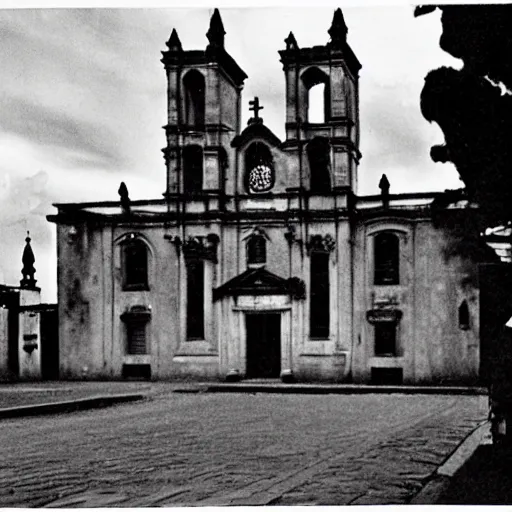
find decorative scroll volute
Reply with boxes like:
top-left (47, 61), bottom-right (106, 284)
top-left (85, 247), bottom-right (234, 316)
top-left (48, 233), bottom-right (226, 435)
top-left (166, 233), bottom-right (220, 263)
top-left (306, 234), bottom-right (335, 255)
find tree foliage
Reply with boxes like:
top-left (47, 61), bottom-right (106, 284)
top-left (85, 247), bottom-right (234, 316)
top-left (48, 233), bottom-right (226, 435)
top-left (417, 5), bottom-right (512, 227)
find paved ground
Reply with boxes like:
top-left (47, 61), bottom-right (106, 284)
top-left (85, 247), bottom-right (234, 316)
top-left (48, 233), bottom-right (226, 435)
top-left (0, 391), bottom-right (487, 507)
top-left (0, 381), bottom-right (167, 408)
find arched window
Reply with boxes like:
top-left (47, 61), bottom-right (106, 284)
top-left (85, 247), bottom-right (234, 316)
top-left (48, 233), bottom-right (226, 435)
top-left (374, 233), bottom-right (399, 285)
top-left (301, 67), bottom-right (330, 123)
top-left (183, 70), bottom-right (205, 127)
top-left (459, 300), bottom-right (470, 330)
top-left (245, 142), bottom-right (275, 194)
top-left (307, 137), bottom-right (331, 193)
top-left (183, 145), bottom-right (203, 194)
top-left (247, 235), bottom-right (266, 266)
top-left (122, 237), bottom-right (149, 291)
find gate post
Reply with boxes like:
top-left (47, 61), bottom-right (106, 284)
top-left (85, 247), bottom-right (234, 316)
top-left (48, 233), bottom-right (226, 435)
top-left (18, 289), bottom-right (42, 381)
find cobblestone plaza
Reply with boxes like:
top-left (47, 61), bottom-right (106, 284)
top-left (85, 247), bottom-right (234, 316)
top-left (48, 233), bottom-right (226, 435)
top-left (0, 390), bottom-right (487, 506)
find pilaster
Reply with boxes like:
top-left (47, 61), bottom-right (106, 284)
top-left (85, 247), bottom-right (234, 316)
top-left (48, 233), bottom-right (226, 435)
top-left (18, 289), bottom-right (42, 381)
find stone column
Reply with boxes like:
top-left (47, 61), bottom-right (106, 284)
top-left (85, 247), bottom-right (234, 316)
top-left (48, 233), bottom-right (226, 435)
top-left (285, 66), bottom-right (297, 126)
top-left (203, 149), bottom-right (220, 191)
top-left (332, 148), bottom-right (350, 188)
top-left (330, 64), bottom-right (347, 118)
top-left (205, 64), bottom-right (220, 126)
top-left (167, 66), bottom-right (180, 126)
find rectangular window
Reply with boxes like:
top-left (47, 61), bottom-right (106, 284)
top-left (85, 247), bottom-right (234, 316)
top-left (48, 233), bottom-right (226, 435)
top-left (183, 146), bottom-right (203, 194)
top-left (374, 323), bottom-right (397, 356)
top-left (310, 252), bottom-right (330, 338)
top-left (187, 259), bottom-right (204, 340)
top-left (127, 322), bottom-right (147, 355)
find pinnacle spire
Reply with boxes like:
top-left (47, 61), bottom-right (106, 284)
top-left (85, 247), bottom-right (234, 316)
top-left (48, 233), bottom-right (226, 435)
top-left (328, 8), bottom-right (348, 47)
top-left (166, 28), bottom-right (183, 51)
top-left (284, 31), bottom-right (299, 51)
top-left (20, 231), bottom-right (37, 289)
top-left (206, 8), bottom-right (225, 48)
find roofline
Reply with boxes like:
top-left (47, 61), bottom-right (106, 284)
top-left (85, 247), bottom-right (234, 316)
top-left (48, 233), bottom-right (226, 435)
top-left (53, 191), bottom-right (443, 210)
top-left (53, 198), bottom-right (167, 209)
top-left (356, 191), bottom-right (441, 202)
top-left (0, 284), bottom-right (20, 292)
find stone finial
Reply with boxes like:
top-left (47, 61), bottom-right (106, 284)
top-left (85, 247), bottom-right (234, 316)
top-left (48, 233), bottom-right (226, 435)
top-left (20, 232), bottom-right (37, 289)
top-left (166, 28), bottom-right (183, 51)
top-left (206, 8), bottom-right (225, 48)
top-left (379, 173), bottom-right (390, 207)
top-left (118, 181), bottom-right (131, 215)
top-left (379, 174), bottom-right (390, 195)
top-left (284, 31), bottom-right (299, 51)
top-left (328, 8), bottom-right (348, 47)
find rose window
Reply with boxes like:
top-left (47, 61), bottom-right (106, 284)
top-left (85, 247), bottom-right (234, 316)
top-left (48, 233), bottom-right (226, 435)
top-left (248, 164), bottom-right (273, 193)
top-left (245, 142), bottom-right (275, 194)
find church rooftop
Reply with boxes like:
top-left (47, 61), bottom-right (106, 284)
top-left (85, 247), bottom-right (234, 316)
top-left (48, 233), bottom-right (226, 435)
top-left (48, 192), bottom-right (452, 222)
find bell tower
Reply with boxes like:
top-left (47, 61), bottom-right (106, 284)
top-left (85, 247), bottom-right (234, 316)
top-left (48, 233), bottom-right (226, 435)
top-left (279, 8), bottom-right (362, 193)
top-left (161, 9), bottom-right (247, 197)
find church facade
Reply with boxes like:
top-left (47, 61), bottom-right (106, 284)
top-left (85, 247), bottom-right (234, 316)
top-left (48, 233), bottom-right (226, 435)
top-left (48, 9), bottom-right (482, 384)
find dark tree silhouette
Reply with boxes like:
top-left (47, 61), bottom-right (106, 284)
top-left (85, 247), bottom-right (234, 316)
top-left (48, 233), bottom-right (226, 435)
top-left (417, 5), bottom-right (512, 227)
top-left (417, 5), bottom-right (512, 425)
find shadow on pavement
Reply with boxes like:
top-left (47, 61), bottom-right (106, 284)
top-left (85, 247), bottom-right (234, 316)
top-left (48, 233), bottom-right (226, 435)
top-left (438, 445), bottom-right (512, 504)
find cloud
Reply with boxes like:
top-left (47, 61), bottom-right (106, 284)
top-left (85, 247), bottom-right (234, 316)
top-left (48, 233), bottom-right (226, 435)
top-left (0, 168), bottom-right (55, 301)
top-left (0, 7), bottom-right (471, 301)
top-left (0, 95), bottom-right (124, 167)
top-left (362, 84), bottom-right (429, 167)
top-left (0, 9), bottom-right (170, 174)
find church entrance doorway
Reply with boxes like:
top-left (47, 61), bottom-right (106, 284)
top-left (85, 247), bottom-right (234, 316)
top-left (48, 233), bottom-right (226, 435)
top-left (246, 313), bottom-right (281, 378)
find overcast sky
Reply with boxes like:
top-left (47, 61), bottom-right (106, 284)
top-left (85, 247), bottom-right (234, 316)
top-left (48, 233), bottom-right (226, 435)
top-left (0, 3), bottom-right (463, 301)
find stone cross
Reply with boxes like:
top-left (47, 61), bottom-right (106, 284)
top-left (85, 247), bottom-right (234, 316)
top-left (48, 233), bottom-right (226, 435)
top-left (249, 97), bottom-right (264, 119)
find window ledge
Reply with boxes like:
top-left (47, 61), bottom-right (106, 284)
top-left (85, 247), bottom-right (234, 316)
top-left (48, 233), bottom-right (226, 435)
top-left (247, 263), bottom-right (265, 269)
top-left (123, 284), bottom-right (150, 292)
top-left (123, 355), bottom-right (151, 365)
top-left (120, 305), bottom-right (152, 323)
top-left (369, 356), bottom-right (404, 368)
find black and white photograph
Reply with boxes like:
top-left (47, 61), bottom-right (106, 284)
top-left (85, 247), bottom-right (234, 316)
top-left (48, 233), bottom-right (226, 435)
top-left (0, 0), bottom-right (511, 506)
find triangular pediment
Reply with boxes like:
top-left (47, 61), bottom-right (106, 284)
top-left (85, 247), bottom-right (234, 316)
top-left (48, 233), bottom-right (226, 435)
top-left (213, 267), bottom-right (293, 300)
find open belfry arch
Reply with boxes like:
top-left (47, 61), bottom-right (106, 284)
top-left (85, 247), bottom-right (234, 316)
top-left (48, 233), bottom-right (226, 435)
top-left (49, 8), bottom-right (484, 385)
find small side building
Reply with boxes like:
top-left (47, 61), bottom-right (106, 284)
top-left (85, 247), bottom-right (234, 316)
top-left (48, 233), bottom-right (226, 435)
top-left (0, 235), bottom-right (58, 381)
